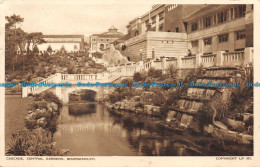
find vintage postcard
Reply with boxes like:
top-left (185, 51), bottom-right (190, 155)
top-left (0, 0), bottom-right (259, 166)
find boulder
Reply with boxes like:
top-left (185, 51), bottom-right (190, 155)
top-left (204, 124), bottom-right (214, 135)
top-left (226, 118), bottom-right (244, 130)
top-left (36, 117), bottom-right (47, 127)
top-left (144, 105), bottom-right (153, 115)
top-left (50, 102), bottom-right (59, 111)
top-left (152, 106), bottom-right (160, 115)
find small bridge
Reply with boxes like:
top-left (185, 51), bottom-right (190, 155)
top-left (22, 64), bottom-right (140, 103)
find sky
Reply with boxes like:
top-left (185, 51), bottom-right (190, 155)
top-left (4, 0), bottom-right (153, 39)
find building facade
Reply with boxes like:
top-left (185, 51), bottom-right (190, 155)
top-left (184, 4), bottom-right (253, 55)
top-left (89, 26), bottom-right (124, 53)
top-left (123, 4), bottom-right (253, 63)
top-left (37, 35), bottom-right (84, 52)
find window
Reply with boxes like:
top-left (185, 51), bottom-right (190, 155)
top-left (92, 38), bottom-right (96, 41)
top-left (204, 37), bottom-right (212, 45)
top-left (135, 30), bottom-right (139, 36)
top-left (204, 16), bottom-right (211, 28)
top-left (218, 12), bottom-right (224, 23)
top-left (101, 39), bottom-right (103, 41)
top-left (159, 24), bottom-right (163, 31)
top-left (159, 12), bottom-right (164, 21)
top-left (235, 48), bottom-right (245, 52)
top-left (191, 22), bottom-right (198, 31)
top-left (175, 27), bottom-right (179, 32)
top-left (236, 30), bottom-right (246, 40)
top-left (191, 40), bottom-right (198, 47)
top-left (234, 5), bottom-right (246, 18)
top-left (218, 33), bottom-right (229, 43)
top-left (151, 16), bottom-right (156, 24)
top-left (145, 20), bottom-right (149, 25)
top-left (100, 44), bottom-right (104, 51)
top-left (107, 39), bottom-right (109, 41)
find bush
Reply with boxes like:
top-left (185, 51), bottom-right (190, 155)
top-left (34, 92), bottom-right (62, 109)
top-left (6, 128), bottom-right (70, 156)
top-left (148, 67), bottom-right (162, 78)
top-left (133, 72), bottom-right (143, 82)
top-left (27, 101), bottom-right (48, 111)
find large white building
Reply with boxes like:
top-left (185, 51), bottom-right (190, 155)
top-left (37, 35), bottom-right (85, 52)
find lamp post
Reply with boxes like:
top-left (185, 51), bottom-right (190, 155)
top-left (140, 49), bottom-right (143, 61)
top-left (152, 46), bottom-right (155, 60)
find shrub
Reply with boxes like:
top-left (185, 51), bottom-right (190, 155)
top-left (151, 90), bottom-right (165, 106)
top-left (148, 67), bottom-right (162, 78)
top-left (36, 92), bottom-right (62, 109)
top-left (6, 128), bottom-right (70, 156)
top-left (133, 72), bottom-right (143, 82)
top-left (27, 101), bottom-right (48, 110)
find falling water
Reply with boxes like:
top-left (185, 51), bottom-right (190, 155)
top-left (180, 114), bottom-right (193, 128)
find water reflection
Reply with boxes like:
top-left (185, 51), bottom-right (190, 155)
top-left (54, 103), bottom-right (252, 156)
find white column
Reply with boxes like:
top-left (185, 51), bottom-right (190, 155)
top-left (22, 87), bottom-right (28, 98)
top-left (196, 53), bottom-right (202, 67)
top-left (156, 14), bottom-right (160, 31)
top-left (244, 47), bottom-right (254, 66)
top-left (216, 51), bottom-right (225, 66)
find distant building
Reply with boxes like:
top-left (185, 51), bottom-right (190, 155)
top-left (123, 4), bottom-right (254, 62)
top-left (89, 26), bottom-right (124, 53)
top-left (37, 35), bottom-right (84, 52)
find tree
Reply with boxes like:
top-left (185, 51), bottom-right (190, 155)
top-left (33, 45), bottom-right (39, 54)
top-left (60, 45), bottom-right (66, 53)
top-left (27, 32), bottom-right (45, 53)
top-left (5, 14), bottom-right (26, 72)
top-left (47, 45), bottom-right (52, 53)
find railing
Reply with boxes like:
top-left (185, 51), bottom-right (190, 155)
top-left (143, 61), bottom-right (153, 71)
top-left (61, 74), bottom-right (98, 81)
top-left (23, 73), bottom-right (60, 97)
top-left (201, 54), bottom-right (216, 67)
top-left (181, 56), bottom-right (196, 68)
top-left (223, 51), bottom-right (244, 66)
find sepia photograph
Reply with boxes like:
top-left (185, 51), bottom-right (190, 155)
top-left (0, 0), bottom-right (259, 166)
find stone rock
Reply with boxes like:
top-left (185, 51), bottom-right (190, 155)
top-left (25, 112), bottom-right (35, 121)
top-left (237, 133), bottom-right (253, 145)
top-left (50, 102), bottom-right (59, 111)
top-left (204, 124), bottom-right (214, 134)
top-left (144, 105), bottom-right (153, 115)
top-left (135, 108), bottom-right (143, 114)
top-left (226, 118), bottom-right (244, 130)
top-left (243, 113), bottom-right (253, 122)
top-left (152, 106), bottom-right (160, 115)
top-left (36, 117), bottom-right (47, 127)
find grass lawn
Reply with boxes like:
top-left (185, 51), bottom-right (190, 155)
top-left (5, 95), bottom-right (34, 143)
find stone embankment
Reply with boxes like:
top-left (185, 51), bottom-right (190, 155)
top-left (107, 67), bottom-right (253, 145)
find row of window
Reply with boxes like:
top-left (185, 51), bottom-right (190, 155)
top-left (191, 5), bottom-right (246, 32)
top-left (192, 30), bottom-right (246, 47)
top-left (145, 11), bottom-right (165, 27)
top-left (92, 38), bottom-right (111, 42)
